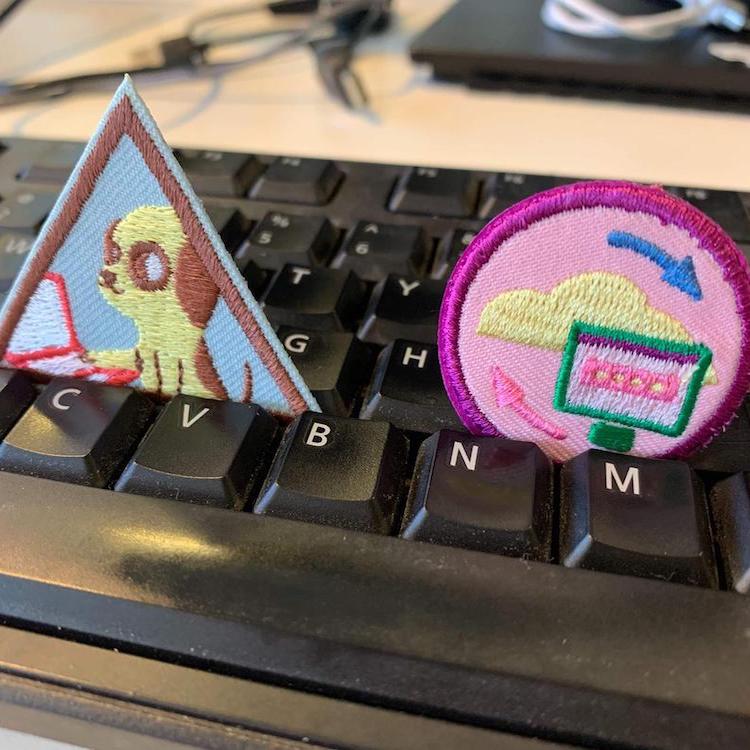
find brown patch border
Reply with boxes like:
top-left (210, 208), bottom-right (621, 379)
top-left (0, 96), bottom-right (307, 414)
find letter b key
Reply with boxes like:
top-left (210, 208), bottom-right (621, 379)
top-left (255, 413), bottom-right (409, 534)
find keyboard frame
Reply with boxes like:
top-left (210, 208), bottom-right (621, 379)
top-left (0, 626), bottom-right (552, 750)
top-left (0, 474), bottom-right (749, 750)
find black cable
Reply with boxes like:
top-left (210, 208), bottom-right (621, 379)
top-left (0, 65), bottom-right (198, 108)
top-left (0, 0), bottom-right (26, 27)
top-left (309, 2), bottom-right (388, 109)
top-left (0, 0), bottom-right (389, 109)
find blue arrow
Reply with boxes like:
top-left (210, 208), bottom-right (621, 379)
top-left (607, 230), bottom-right (702, 301)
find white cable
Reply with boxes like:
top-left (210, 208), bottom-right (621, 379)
top-left (541, 0), bottom-right (749, 41)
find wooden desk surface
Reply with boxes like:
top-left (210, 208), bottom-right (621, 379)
top-left (0, 0), bottom-right (747, 189)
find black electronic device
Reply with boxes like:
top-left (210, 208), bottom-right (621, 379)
top-left (411, 0), bottom-right (750, 108)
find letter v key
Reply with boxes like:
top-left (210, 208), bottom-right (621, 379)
top-left (182, 403), bottom-right (209, 428)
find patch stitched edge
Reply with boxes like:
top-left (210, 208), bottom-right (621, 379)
top-left (438, 180), bottom-right (750, 458)
top-left (0, 77), bottom-right (317, 416)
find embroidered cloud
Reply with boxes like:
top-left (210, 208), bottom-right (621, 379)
top-left (477, 271), bottom-right (717, 382)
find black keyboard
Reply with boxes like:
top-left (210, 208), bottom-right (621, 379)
top-left (1, 138), bottom-right (750, 749)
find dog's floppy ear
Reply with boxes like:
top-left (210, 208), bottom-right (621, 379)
top-left (104, 219), bottom-right (122, 265)
top-left (175, 241), bottom-right (219, 329)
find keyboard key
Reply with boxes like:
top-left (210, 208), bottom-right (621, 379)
top-left (250, 156), bottom-right (343, 205)
top-left (16, 142), bottom-right (84, 184)
top-left (0, 190), bottom-right (55, 234)
top-left (236, 212), bottom-right (336, 270)
top-left (690, 397), bottom-right (750, 474)
top-left (237, 258), bottom-right (267, 296)
top-left (262, 264), bottom-right (366, 331)
top-left (0, 370), bottom-right (36, 437)
top-left (560, 450), bottom-right (716, 587)
top-left (357, 274), bottom-right (444, 345)
top-left (0, 231), bottom-right (34, 292)
top-left (331, 221), bottom-right (429, 281)
top-left (0, 379), bottom-right (153, 487)
top-left (431, 228), bottom-right (477, 279)
top-left (360, 340), bottom-right (462, 433)
top-left (401, 431), bottom-right (552, 559)
top-left (388, 167), bottom-right (479, 218)
top-left (670, 187), bottom-right (750, 242)
top-left (204, 204), bottom-right (252, 253)
top-left (710, 473), bottom-right (750, 593)
top-left (479, 173), bottom-right (559, 218)
top-left (116, 396), bottom-right (278, 509)
top-left (3, 473), bottom-right (750, 748)
top-left (255, 412), bottom-right (408, 533)
top-left (176, 150), bottom-right (263, 197)
top-left (278, 326), bottom-right (373, 415)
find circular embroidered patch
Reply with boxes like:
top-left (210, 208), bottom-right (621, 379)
top-left (438, 181), bottom-right (750, 462)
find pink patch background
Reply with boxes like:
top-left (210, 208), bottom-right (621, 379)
top-left (441, 184), bottom-right (750, 462)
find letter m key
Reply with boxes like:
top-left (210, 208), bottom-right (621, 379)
top-left (605, 462), bottom-right (641, 496)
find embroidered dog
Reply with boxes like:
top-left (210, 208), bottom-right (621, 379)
top-left (88, 205), bottom-right (229, 400)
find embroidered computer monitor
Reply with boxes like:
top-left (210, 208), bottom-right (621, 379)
top-left (554, 321), bottom-right (713, 453)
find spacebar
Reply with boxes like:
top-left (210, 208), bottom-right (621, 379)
top-left (0, 474), bottom-right (748, 749)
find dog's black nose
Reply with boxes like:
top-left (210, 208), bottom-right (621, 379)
top-left (100, 269), bottom-right (117, 288)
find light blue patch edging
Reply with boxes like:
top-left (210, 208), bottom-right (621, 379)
top-left (0, 75), bottom-right (319, 413)
top-left (119, 76), bottom-right (319, 412)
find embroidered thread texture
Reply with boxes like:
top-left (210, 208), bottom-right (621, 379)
top-left (607, 230), bottom-right (703, 301)
top-left (0, 76), bottom-right (317, 417)
top-left (579, 355), bottom-right (679, 403)
top-left (437, 180), bottom-right (750, 461)
top-left (476, 271), bottom-right (717, 383)
top-left (492, 366), bottom-right (568, 440)
top-left (6, 272), bottom-right (140, 385)
top-left (90, 205), bottom-right (225, 400)
top-left (480, 271), bottom-right (694, 349)
top-left (588, 421), bottom-right (635, 452)
top-left (554, 321), bottom-right (712, 437)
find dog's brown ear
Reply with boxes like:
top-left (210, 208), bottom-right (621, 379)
top-left (175, 241), bottom-right (219, 329)
top-left (195, 338), bottom-right (228, 400)
top-left (103, 220), bottom-right (122, 265)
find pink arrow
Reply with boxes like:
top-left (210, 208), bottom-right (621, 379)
top-left (493, 367), bottom-right (568, 441)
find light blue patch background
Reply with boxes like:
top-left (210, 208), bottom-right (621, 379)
top-left (0, 76), bottom-right (318, 413)
top-left (204, 300), bottom-right (289, 414)
top-left (49, 135), bottom-right (165, 351)
top-left (48, 134), bottom-right (291, 407)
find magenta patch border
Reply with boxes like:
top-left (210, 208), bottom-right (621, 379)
top-left (437, 180), bottom-right (750, 459)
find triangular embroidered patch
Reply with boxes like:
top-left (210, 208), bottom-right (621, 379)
top-left (0, 76), bottom-right (318, 418)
